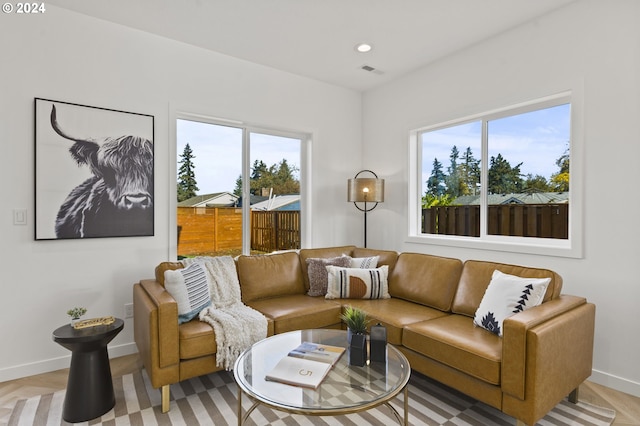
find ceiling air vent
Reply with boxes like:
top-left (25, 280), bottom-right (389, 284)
top-left (360, 65), bottom-right (384, 75)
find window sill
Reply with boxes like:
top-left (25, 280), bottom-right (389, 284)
top-left (405, 234), bottom-right (582, 259)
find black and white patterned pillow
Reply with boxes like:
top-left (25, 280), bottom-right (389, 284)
top-left (325, 265), bottom-right (390, 300)
top-left (164, 262), bottom-right (212, 324)
top-left (473, 270), bottom-right (550, 336)
top-left (349, 255), bottom-right (379, 269)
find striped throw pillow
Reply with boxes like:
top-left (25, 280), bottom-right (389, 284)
top-left (325, 265), bottom-right (390, 300)
top-left (164, 262), bottom-right (212, 324)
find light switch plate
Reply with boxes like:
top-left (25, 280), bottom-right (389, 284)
top-left (13, 209), bottom-right (27, 225)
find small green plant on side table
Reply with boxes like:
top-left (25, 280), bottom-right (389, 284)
top-left (67, 307), bottom-right (87, 326)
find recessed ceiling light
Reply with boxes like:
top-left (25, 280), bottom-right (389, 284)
top-left (355, 43), bottom-right (373, 53)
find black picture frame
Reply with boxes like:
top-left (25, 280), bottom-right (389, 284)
top-left (34, 98), bottom-right (154, 240)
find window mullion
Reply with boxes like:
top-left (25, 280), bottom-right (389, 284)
top-left (242, 129), bottom-right (251, 255)
top-left (480, 120), bottom-right (488, 237)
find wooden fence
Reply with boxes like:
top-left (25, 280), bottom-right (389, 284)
top-left (177, 207), bottom-right (300, 256)
top-left (177, 207), bottom-right (243, 256)
top-left (251, 210), bottom-right (301, 253)
top-left (422, 204), bottom-right (568, 239)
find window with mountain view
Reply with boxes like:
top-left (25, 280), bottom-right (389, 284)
top-left (418, 95), bottom-right (571, 242)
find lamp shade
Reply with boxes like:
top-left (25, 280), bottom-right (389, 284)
top-left (347, 177), bottom-right (384, 203)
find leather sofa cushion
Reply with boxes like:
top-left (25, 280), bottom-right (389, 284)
top-left (248, 294), bottom-right (342, 334)
top-left (179, 317), bottom-right (275, 360)
top-left (237, 251), bottom-right (304, 303)
top-left (342, 298), bottom-right (448, 345)
top-left (451, 260), bottom-right (563, 318)
top-left (299, 246), bottom-right (356, 292)
top-left (388, 252), bottom-right (463, 311)
top-left (403, 315), bottom-right (502, 385)
top-left (179, 319), bottom-right (217, 359)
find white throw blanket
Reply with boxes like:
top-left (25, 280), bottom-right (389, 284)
top-left (182, 256), bottom-right (268, 370)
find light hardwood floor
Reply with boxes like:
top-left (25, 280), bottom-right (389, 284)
top-left (1, 354), bottom-right (638, 425)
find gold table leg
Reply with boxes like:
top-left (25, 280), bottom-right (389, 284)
top-left (237, 388), bottom-right (260, 425)
top-left (237, 386), bottom-right (242, 426)
top-left (404, 385), bottom-right (408, 426)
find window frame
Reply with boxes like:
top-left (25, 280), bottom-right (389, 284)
top-left (170, 109), bottom-right (311, 259)
top-left (408, 91), bottom-right (583, 258)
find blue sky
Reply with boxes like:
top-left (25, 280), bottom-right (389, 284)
top-left (178, 103), bottom-right (569, 196)
top-left (177, 119), bottom-right (301, 195)
top-left (421, 103), bottom-right (570, 189)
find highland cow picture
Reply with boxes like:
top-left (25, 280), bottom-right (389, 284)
top-left (35, 98), bottom-right (154, 240)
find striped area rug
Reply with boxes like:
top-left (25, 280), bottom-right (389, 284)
top-left (8, 369), bottom-right (615, 425)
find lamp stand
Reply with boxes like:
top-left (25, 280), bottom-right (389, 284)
top-left (353, 192), bottom-right (376, 248)
top-left (363, 201), bottom-right (368, 248)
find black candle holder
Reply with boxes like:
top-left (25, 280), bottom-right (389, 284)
top-left (370, 323), bottom-right (387, 363)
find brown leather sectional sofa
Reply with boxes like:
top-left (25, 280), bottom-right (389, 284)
top-left (133, 246), bottom-right (595, 425)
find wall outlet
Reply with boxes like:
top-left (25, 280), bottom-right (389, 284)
top-left (124, 303), bottom-right (134, 318)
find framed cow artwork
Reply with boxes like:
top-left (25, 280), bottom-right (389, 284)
top-left (34, 98), bottom-right (154, 240)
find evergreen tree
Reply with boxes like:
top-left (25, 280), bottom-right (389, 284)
top-left (250, 160), bottom-right (269, 195)
top-left (273, 159), bottom-right (300, 194)
top-left (458, 147), bottom-right (481, 195)
top-left (251, 159), bottom-right (268, 181)
top-left (488, 153), bottom-right (523, 194)
top-left (232, 175), bottom-right (243, 197)
top-left (239, 158), bottom-right (300, 197)
top-left (177, 143), bottom-right (199, 202)
top-left (426, 158), bottom-right (446, 196)
top-left (445, 146), bottom-right (460, 197)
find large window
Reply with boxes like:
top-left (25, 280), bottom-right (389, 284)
top-left (410, 92), bottom-right (581, 257)
top-left (175, 117), bottom-right (307, 258)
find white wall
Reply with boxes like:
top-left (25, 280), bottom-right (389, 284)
top-left (0, 6), bottom-right (362, 381)
top-left (362, 0), bottom-right (640, 396)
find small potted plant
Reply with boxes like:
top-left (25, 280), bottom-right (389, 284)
top-left (340, 305), bottom-right (369, 338)
top-left (341, 306), bottom-right (370, 366)
top-left (67, 307), bottom-right (87, 326)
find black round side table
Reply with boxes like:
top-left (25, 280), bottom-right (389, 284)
top-left (52, 318), bottom-right (124, 423)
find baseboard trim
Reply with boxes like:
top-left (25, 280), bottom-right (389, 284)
top-left (589, 368), bottom-right (640, 398)
top-left (0, 342), bottom-right (137, 383)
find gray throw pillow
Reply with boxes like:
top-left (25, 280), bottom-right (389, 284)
top-left (306, 256), bottom-right (352, 296)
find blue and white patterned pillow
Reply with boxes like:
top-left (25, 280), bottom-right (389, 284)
top-left (473, 270), bottom-right (550, 336)
top-left (164, 262), bottom-right (212, 324)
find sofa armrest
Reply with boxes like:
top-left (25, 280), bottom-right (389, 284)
top-left (502, 295), bottom-right (595, 401)
top-left (135, 279), bottom-right (180, 369)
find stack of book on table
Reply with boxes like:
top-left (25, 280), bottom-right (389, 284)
top-left (265, 342), bottom-right (346, 389)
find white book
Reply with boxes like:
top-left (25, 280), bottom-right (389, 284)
top-left (265, 356), bottom-right (332, 389)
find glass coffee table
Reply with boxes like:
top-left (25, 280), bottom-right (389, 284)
top-left (233, 329), bottom-right (410, 425)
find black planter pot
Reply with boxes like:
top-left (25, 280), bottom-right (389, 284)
top-left (348, 332), bottom-right (367, 367)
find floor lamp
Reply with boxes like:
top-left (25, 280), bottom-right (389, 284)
top-left (347, 170), bottom-right (385, 248)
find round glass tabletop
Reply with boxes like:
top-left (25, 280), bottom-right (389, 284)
top-left (233, 329), bottom-right (410, 417)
